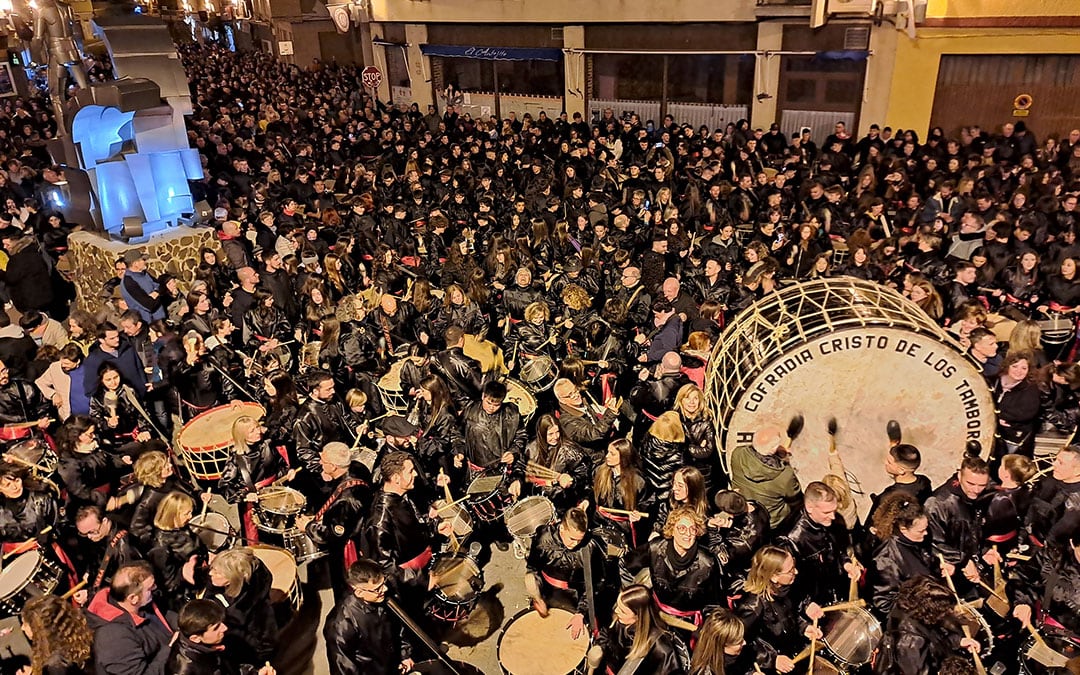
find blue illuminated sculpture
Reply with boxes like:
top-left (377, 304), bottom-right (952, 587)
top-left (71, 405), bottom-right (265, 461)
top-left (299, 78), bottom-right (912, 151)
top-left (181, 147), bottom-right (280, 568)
top-left (43, 16), bottom-right (203, 239)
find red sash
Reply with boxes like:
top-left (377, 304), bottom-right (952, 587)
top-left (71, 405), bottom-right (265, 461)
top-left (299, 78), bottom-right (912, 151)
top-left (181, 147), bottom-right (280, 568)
top-left (541, 571), bottom-right (572, 590)
top-left (401, 546), bottom-right (433, 571)
top-left (653, 593), bottom-right (703, 628)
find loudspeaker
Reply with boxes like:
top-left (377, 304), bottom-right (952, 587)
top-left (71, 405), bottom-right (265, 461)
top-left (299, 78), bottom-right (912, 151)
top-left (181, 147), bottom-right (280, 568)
top-left (121, 217), bottom-right (144, 239)
top-left (193, 200), bottom-right (212, 222)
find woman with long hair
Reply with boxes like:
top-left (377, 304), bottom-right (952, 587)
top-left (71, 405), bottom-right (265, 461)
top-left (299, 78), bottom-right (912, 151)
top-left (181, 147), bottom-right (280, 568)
top-left (597, 584), bottom-right (685, 675)
top-left (525, 413), bottom-right (591, 512)
top-left (413, 374), bottom-right (464, 478)
top-left (690, 608), bottom-right (759, 675)
top-left (128, 449), bottom-right (191, 546)
top-left (261, 371), bottom-right (300, 463)
top-left (180, 289), bottom-right (219, 338)
top-left (219, 416), bottom-right (293, 541)
top-left (432, 283), bottom-right (486, 337)
top-left (148, 491), bottom-right (207, 610)
top-left (877, 576), bottom-right (982, 675)
top-left (735, 545), bottom-right (824, 673)
top-left (653, 465), bottom-right (709, 537)
top-left (640, 410), bottom-right (689, 503)
top-left (1006, 319), bottom-right (1049, 369)
top-left (88, 363), bottom-right (149, 450)
top-left (983, 453), bottom-right (1036, 556)
top-left (55, 414), bottom-right (130, 513)
top-left (993, 350), bottom-right (1041, 460)
top-left (593, 438), bottom-right (651, 551)
top-left (909, 278), bottom-right (945, 324)
top-left (20, 595), bottom-right (93, 675)
top-left (675, 384), bottom-right (723, 495)
top-left (866, 493), bottom-right (939, 618)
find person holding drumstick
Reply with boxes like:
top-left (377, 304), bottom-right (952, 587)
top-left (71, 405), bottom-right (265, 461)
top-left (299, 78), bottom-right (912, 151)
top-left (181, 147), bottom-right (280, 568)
top-left (690, 607), bottom-right (763, 675)
top-left (220, 415), bottom-right (296, 542)
top-left (623, 506), bottom-right (723, 634)
top-left (525, 507), bottom-right (608, 641)
top-left (775, 482), bottom-right (860, 606)
top-left (360, 451), bottom-right (451, 602)
top-left (595, 584), bottom-right (685, 675)
top-left (734, 545), bottom-right (824, 674)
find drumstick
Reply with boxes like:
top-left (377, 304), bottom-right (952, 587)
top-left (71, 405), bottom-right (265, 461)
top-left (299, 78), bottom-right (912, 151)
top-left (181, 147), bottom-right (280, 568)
top-left (977, 580), bottom-right (1009, 603)
top-left (200, 489), bottom-right (211, 518)
top-left (272, 468), bottom-right (301, 486)
top-left (3, 526), bottom-right (50, 560)
top-left (435, 495), bottom-right (471, 513)
top-left (61, 578), bottom-right (88, 600)
top-left (820, 598), bottom-right (867, 613)
top-left (2, 418), bottom-right (54, 430)
top-left (808, 616), bottom-right (819, 675)
top-left (790, 641), bottom-right (821, 665)
top-left (657, 613), bottom-right (699, 632)
top-left (596, 506), bottom-right (650, 519)
top-left (1026, 622), bottom-right (1050, 649)
top-left (1008, 551), bottom-right (1033, 562)
top-left (938, 554), bottom-right (988, 675)
top-left (1, 452), bottom-right (51, 474)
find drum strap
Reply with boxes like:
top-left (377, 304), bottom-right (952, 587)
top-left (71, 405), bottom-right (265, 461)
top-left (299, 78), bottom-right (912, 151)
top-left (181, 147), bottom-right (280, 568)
top-left (580, 544), bottom-right (598, 636)
top-left (93, 529), bottom-right (129, 593)
top-left (615, 658), bottom-right (645, 675)
top-left (314, 478), bottom-right (368, 522)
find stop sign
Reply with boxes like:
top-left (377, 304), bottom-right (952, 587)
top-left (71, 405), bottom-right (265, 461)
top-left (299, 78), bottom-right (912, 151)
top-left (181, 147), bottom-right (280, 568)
top-left (361, 66), bottom-right (382, 90)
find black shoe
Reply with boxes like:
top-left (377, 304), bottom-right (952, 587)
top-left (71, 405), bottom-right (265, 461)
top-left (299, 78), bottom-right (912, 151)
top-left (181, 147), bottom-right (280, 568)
top-left (887, 420), bottom-right (902, 445)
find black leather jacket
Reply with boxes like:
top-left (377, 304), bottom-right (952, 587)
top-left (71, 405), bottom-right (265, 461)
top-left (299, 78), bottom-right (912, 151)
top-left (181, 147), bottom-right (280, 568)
top-left (415, 402), bottom-right (464, 475)
top-left (0, 486), bottom-right (58, 542)
top-left (307, 475), bottom-right (370, 555)
top-left (323, 594), bottom-right (410, 675)
top-left (130, 477), bottom-right (190, 546)
top-left (623, 538), bottom-right (723, 615)
top-left (681, 413), bottom-right (721, 492)
top-left (148, 527), bottom-right (206, 607)
top-left (431, 347), bottom-right (483, 410)
top-left (595, 621), bottom-right (686, 675)
top-left (166, 634), bottom-right (256, 675)
top-left (219, 440), bottom-right (287, 503)
top-left (505, 321), bottom-right (553, 359)
top-left (501, 284), bottom-right (544, 322)
top-left (461, 400), bottom-right (526, 473)
top-left (526, 523), bottom-right (608, 617)
top-left (628, 373), bottom-right (691, 427)
top-left (58, 448), bottom-right (128, 510)
top-left (776, 509), bottom-right (853, 605)
top-left (361, 490), bottom-right (435, 577)
top-left (1014, 542), bottom-right (1080, 634)
top-left (293, 396), bottom-right (358, 474)
top-left (867, 533), bottom-right (939, 619)
top-left (706, 503), bottom-right (770, 589)
top-left (924, 479), bottom-right (988, 567)
top-left (735, 584), bottom-right (808, 671)
top-left (201, 558), bottom-right (278, 665)
top-left (525, 439), bottom-right (592, 512)
top-left (0, 378), bottom-right (52, 424)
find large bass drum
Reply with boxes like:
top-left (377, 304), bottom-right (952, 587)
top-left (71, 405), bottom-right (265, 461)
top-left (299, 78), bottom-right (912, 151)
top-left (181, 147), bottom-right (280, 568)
top-left (706, 279), bottom-right (997, 517)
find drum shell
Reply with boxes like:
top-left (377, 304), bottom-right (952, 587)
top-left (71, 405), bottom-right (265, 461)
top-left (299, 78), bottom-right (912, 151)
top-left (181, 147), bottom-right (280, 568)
top-left (428, 553), bottom-right (483, 623)
top-left (467, 474), bottom-right (514, 522)
top-left (709, 279), bottom-right (997, 518)
top-left (0, 551), bottom-right (63, 616)
top-left (254, 487), bottom-right (306, 533)
top-left (249, 545), bottom-right (302, 612)
top-left (190, 512), bottom-right (235, 552)
top-left (822, 607), bottom-right (882, 667)
top-left (504, 379), bottom-right (537, 426)
top-left (497, 608), bottom-right (589, 675)
top-left (177, 403), bottom-right (265, 482)
top-left (503, 497), bottom-right (555, 539)
top-left (518, 356), bottom-right (558, 392)
top-left (377, 360), bottom-right (411, 416)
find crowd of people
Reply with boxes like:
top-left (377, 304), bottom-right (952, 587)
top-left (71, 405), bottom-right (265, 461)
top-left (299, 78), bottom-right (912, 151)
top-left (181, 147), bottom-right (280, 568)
top-left (0, 42), bottom-right (1079, 675)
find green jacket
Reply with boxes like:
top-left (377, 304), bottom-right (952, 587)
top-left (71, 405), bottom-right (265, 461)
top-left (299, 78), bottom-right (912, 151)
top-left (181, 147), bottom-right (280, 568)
top-left (729, 444), bottom-right (802, 528)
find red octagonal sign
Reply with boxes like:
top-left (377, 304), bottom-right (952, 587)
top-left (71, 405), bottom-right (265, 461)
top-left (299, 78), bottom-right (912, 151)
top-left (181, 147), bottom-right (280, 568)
top-left (361, 65), bottom-right (382, 90)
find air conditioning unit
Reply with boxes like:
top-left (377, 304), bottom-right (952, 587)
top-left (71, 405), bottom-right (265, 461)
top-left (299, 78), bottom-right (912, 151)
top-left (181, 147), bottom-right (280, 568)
top-left (829, 0), bottom-right (877, 14)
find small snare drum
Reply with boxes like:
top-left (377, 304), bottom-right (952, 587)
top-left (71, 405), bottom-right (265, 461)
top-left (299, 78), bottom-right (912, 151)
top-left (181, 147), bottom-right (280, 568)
top-left (0, 551), bottom-right (63, 616)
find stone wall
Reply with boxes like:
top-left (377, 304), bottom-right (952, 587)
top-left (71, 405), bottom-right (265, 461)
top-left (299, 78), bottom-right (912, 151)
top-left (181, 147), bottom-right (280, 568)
top-left (68, 227), bottom-right (220, 315)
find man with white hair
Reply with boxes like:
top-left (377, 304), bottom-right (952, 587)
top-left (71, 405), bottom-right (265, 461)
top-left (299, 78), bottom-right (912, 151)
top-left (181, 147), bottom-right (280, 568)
top-left (729, 426), bottom-right (802, 528)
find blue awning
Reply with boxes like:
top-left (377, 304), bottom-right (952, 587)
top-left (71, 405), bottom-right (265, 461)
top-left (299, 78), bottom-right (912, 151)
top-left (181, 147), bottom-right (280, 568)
top-left (420, 44), bottom-right (562, 62)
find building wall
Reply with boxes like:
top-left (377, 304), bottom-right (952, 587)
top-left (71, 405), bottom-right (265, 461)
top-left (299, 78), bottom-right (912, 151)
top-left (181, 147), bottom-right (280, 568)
top-left (369, 0), bottom-right (757, 24)
top-left (884, 28), bottom-right (1080, 135)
